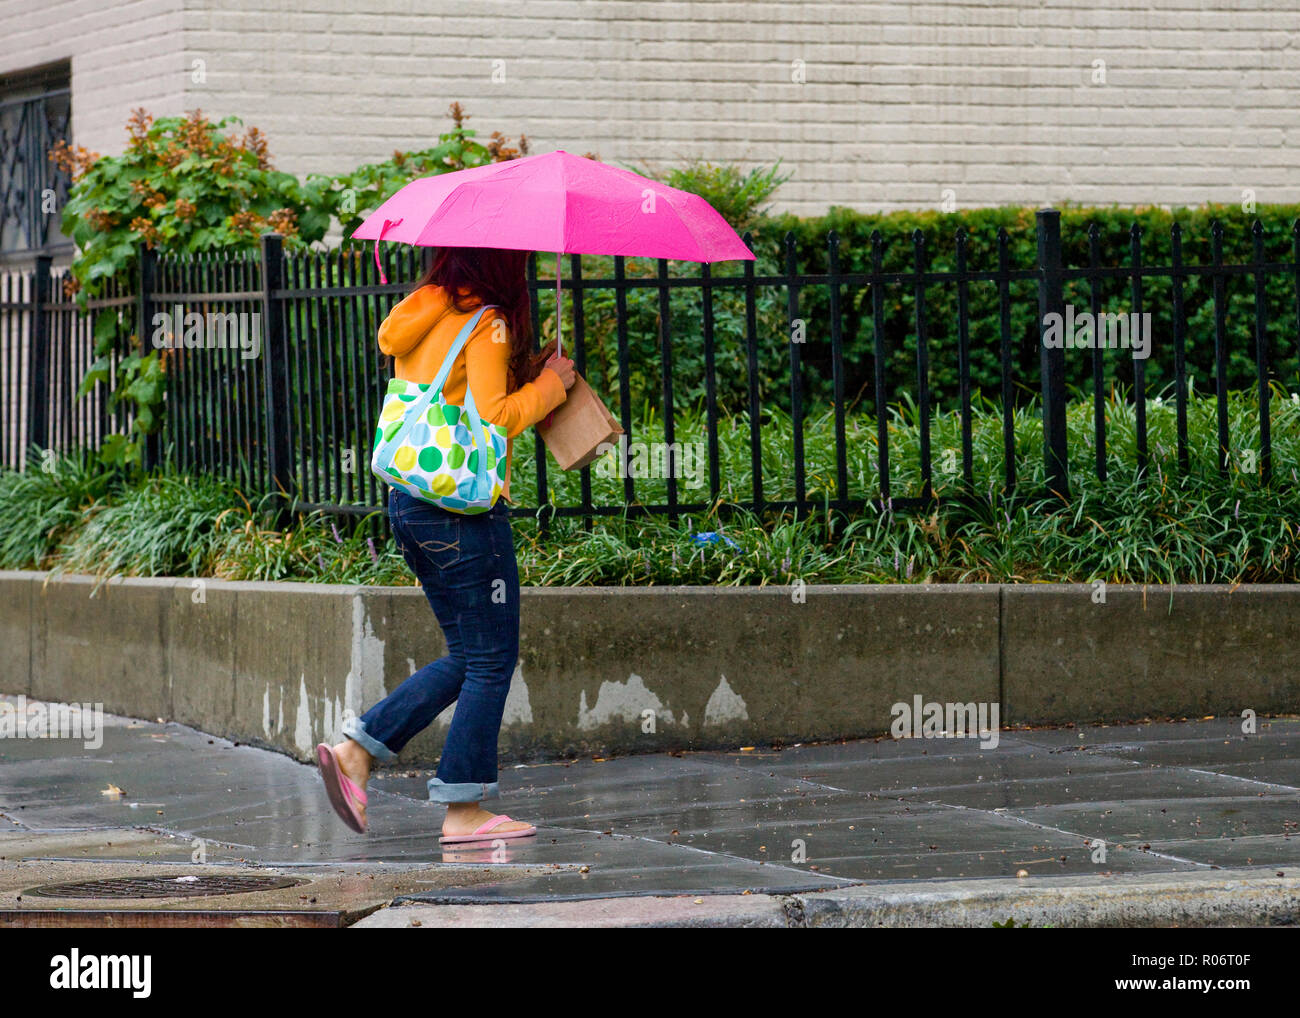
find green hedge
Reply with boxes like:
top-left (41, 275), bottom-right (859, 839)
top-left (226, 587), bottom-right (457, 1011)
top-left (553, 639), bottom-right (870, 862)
top-left (566, 203), bottom-right (1300, 417)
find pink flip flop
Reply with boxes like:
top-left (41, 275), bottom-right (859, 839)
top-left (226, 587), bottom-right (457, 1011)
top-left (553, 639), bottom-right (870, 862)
top-left (316, 743), bottom-right (368, 834)
top-left (439, 815), bottom-right (538, 845)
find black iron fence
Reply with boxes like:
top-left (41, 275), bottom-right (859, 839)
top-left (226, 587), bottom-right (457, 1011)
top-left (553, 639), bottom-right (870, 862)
top-left (2, 209), bottom-right (1297, 529)
top-left (0, 255), bottom-right (130, 470)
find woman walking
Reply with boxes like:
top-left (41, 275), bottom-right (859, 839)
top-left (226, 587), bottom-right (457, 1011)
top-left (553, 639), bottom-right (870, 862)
top-left (316, 247), bottom-right (574, 844)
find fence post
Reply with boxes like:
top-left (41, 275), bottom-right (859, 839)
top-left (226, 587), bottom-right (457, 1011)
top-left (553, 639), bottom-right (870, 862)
top-left (26, 254), bottom-right (53, 463)
top-left (136, 242), bottom-right (159, 471)
top-left (260, 233), bottom-right (293, 521)
top-left (1035, 208), bottom-right (1070, 500)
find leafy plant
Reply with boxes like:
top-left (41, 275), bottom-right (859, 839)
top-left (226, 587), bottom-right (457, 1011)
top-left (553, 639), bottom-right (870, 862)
top-left (636, 158), bottom-right (790, 233)
top-left (53, 109), bottom-right (329, 468)
top-left (309, 102), bottom-right (531, 240)
top-left (53, 473), bottom-right (249, 582)
top-left (207, 508), bottom-right (409, 584)
top-left (54, 108), bottom-right (328, 290)
top-left (0, 449), bottom-right (121, 569)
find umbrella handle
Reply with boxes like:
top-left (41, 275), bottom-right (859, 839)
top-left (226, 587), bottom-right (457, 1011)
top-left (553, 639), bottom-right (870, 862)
top-left (373, 217), bottom-right (403, 285)
top-left (555, 251), bottom-right (562, 361)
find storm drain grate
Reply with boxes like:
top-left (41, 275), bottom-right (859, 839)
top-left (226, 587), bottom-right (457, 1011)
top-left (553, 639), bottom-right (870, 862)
top-left (23, 875), bottom-right (306, 900)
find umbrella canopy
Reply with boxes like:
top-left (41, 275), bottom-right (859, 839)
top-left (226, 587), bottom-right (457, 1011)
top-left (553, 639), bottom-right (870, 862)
top-left (352, 149), bottom-right (755, 264)
top-left (353, 149), bottom-right (754, 358)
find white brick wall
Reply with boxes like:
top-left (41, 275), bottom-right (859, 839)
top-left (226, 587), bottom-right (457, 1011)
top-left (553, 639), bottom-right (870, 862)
top-left (1, 0), bottom-right (186, 152)
top-left (4, 0), bottom-right (1299, 213)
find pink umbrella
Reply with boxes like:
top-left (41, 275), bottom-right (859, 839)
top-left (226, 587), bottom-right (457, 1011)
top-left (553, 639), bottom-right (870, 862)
top-left (351, 149), bottom-right (755, 356)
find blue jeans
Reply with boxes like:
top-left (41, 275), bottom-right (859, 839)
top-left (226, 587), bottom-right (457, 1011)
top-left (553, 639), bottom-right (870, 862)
top-left (342, 489), bottom-right (520, 803)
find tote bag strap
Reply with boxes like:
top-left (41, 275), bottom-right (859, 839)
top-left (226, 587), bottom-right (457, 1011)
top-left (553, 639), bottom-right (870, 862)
top-left (460, 382), bottom-right (491, 494)
top-left (428, 303), bottom-right (497, 396)
top-left (376, 304), bottom-right (496, 464)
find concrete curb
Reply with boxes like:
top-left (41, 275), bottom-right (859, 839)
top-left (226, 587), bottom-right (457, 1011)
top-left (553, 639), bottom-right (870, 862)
top-left (353, 893), bottom-right (792, 928)
top-left (3, 571), bottom-right (1298, 764)
top-left (353, 867), bottom-right (1300, 928)
top-left (792, 867), bottom-right (1300, 928)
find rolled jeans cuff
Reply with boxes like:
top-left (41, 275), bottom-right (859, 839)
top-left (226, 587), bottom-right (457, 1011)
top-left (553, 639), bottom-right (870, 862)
top-left (342, 717), bottom-right (396, 763)
top-left (428, 778), bottom-right (499, 803)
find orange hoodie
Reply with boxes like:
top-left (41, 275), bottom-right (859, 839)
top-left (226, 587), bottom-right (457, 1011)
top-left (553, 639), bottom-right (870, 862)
top-left (377, 285), bottom-right (567, 502)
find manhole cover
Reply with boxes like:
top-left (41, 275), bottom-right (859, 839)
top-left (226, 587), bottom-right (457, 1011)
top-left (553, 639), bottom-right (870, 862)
top-left (23, 875), bottom-right (306, 900)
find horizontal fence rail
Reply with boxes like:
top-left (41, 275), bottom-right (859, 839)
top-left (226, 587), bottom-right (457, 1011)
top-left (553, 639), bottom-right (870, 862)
top-left (1, 209), bottom-right (1297, 536)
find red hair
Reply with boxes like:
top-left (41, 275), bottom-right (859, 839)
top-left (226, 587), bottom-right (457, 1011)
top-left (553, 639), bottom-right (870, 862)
top-left (417, 247), bottom-right (539, 391)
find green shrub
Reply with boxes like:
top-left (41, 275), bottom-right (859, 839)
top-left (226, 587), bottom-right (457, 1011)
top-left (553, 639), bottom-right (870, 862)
top-left (310, 102), bottom-right (531, 241)
top-left (54, 473), bottom-right (247, 581)
top-left (759, 203), bottom-right (1300, 410)
top-left (55, 109), bottom-right (328, 292)
top-left (0, 450), bottom-right (120, 569)
top-left (207, 507), bottom-right (409, 584)
top-left (635, 159), bottom-right (790, 233)
top-left (54, 109), bottom-right (330, 468)
top-left (533, 203), bottom-right (1300, 426)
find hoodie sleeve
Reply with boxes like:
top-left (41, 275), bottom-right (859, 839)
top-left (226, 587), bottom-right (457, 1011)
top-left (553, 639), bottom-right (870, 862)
top-left (465, 315), bottom-right (567, 439)
top-left (377, 285), bottom-right (444, 358)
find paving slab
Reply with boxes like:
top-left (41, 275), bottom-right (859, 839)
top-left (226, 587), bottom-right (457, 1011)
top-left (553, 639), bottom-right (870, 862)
top-left (910, 765), bottom-right (1279, 810)
top-left (1012, 716), bottom-right (1300, 750)
top-left (395, 837), bottom-right (852, 903)
top-left (1012, 794), bottom-right (1300, 846)
top-left (712, 742), bottom-right (1142, 796)
top-left (0, 827), bottom-right (242, 864)
top-left (1215, 759), bottom-right (1300, 786)
top-left (1062, 733), bottom-right (1300, 770)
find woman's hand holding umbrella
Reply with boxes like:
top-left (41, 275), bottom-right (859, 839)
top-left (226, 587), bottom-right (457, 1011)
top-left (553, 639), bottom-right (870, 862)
top-left (545, 353), bottom-right (577, 390)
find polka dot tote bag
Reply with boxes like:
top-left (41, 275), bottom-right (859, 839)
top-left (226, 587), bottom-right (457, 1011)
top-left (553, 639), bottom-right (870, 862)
top-left (370, 304), bottom-right (508, 514)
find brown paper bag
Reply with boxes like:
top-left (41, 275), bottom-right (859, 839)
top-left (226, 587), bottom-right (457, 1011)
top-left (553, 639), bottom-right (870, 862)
top-left (537, 371), bottom-right (624, 471)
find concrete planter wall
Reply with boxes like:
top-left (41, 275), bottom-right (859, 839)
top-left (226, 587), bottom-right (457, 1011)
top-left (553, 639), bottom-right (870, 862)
top-left (1, 571), bottom-right (1296, 765)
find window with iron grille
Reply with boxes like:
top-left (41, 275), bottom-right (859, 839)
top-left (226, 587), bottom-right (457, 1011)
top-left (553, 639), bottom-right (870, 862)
top-left (0, 61), bottom-right (72, 261)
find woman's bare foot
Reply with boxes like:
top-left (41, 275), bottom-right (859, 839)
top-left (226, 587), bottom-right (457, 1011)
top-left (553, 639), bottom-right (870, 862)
top-left (442, 802), bottom-right (532, 837)
top-left (332, 739), bottom-right (372, 824)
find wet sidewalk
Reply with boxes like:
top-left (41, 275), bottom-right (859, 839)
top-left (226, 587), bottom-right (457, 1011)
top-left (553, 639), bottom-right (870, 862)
top-left (1, 695), bottom-right (1298, 924)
